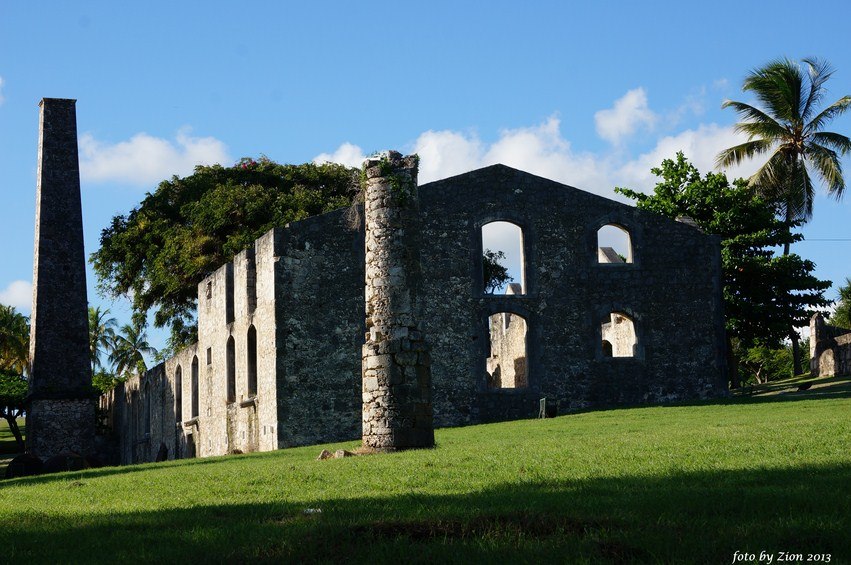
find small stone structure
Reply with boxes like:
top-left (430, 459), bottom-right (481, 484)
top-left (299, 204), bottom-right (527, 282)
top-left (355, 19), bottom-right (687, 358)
top-left (361, 153), bottom-right (434, 450)
top-left (810, 313), bottom-right (851, 377)
top-left (102, 160), bottom-right (728, 465)
top-left (26, 99), bottom-right (96, 460)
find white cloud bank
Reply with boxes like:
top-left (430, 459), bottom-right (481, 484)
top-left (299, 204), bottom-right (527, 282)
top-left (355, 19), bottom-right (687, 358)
top-left (79, 128), bottom-right (231, 186)
top-left (0, 280), bottom-right (32, 313)
top-left (594, 88), bottom-right (657, 145)
top-left (314, 88), bottom-right (760, 196)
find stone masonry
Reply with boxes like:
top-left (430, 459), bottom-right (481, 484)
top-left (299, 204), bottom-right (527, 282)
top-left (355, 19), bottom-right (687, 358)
top-left (27, 98), bottom-right (96, 460)
top-left (361, 152), bottom-right (434, 451)
top-left (104, 160), bottom-right (728, 465)
top-left (810, 313), bottom-right (851, 377)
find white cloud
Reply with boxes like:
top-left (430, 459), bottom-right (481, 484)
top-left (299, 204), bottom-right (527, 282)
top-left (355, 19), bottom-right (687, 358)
top-left (79, 127), bottom-right (231, 186)
top-left (0, 76), bottom-right (5, 106)
top-left (314, 89), bottom-right (765, 199)
top-left (411, 117), bottom-right (616, 191)
top-left (615, 124), bottom-right (757, 190)
top-left (313, 142), bottom-right (367, 168)
top-left (0, 280), bottom-right (32, 313)
top-left (594, 88), bottom-right (657, 145)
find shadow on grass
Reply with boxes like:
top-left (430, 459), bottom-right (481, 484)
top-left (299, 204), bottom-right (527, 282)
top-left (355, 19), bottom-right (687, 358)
top-left (1, 464), bottom-right (848, 563)
top-left (0, 447), bottom-right (291, 487)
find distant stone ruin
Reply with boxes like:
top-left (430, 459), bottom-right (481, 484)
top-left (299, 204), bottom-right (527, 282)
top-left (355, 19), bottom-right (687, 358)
top-left (810, 313), bottom-right (851, 377)
top-left (24, 99), bottom-right (729, 466)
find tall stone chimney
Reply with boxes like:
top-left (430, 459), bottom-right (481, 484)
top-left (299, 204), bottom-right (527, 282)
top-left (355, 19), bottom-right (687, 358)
top-left (361, 151), bottom-right (434, 451)
top-left (27, 98), bottom-right (95, 459)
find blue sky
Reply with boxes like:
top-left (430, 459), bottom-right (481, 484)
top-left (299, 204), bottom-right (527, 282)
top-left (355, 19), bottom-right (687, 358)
top-left (2, 1), bottom-right (850, 352)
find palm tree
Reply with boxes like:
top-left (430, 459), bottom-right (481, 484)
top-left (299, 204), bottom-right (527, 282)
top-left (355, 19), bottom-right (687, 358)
top-left (88, 305), bottom-right (117, 372)
top-left (717, 58), bottom-right (851, 230)
top-left (717, 58), bottom-right (851, 375)
top-left (109, 322), bottom-right (158, 378)
top-left (0, 305), bottom-right (30, 375)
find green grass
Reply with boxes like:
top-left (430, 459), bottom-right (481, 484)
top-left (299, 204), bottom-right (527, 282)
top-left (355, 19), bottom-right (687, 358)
top-left (0, 383), bottom-right (849, 564)
top-left (0, 418), bottom-right (24, 468)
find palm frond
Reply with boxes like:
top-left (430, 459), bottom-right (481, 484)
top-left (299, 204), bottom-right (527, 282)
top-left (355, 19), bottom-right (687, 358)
top-left (805, 142), bottom-right (845, 198)
top-left (811, 131), bottom-right (851, 154)
top-left (733, 120), bottom-right (791, 141)
top-left (743, 58), bottom-right (803, 122)
top-left (748, 150), bottom-right (790, 195)
top-left (790, 160), bottom-right (815, 220)
top-left (715, 139), bottom-right (774, 169)
top-left (801, 58), bottom-right (834, 121)
top-left (805, 96), bottom-right (851, 134)
top-left (721, 100), bottom-right (783, 128)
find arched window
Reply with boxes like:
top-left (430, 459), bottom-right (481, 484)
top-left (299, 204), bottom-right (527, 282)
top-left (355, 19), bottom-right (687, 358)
top-left (226, 336), bottom-right (236, 403)
top-left (143, 380), bottom-right (151, 436)
top-left (174, 366), bottom-right (183, 423)
top-left (247, 326), bottom-right (257, 397)
top-left (482, 221), bottom-right (525, 294)
top-left (191, 356), bottom-right (199, 419)
top-left (486, 312), bottom-right (528, 388)
top-left (597, 224), bottom-right (632, 264)
top-left (601, 312), bottom-right (637, 357)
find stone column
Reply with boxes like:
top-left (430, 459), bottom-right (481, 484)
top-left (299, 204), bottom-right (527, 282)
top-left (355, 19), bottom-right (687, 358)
top-left (27, 98), bottom-right (96, 459)
top-left (362, 151), bottom-right (434, 451)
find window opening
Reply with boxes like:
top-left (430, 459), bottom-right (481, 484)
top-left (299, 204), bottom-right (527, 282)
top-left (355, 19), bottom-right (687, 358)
top-left (175, 366), bottom-right (182, 423)
top-left (144, 380), bottom-right (151, 436)
top-left (486, 312), bottom-right (528, 388)
top-left (601, 312), bottom-right (637, 357)
top-left (247, 325), bottom-right (257, 397)
top-left (191, 356), bottom-right (199, 418)
top-left (482, 221), bottom-right (525, 294)
top-left (226, 336), bottom-right (236, 403)
top-left (597, 224), bottom-right (632, 264)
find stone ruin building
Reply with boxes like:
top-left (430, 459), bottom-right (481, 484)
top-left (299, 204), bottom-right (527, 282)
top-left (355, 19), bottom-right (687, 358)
top-left (107, 154), bottom-right (729, 464)
top-left (810, 313), bottom-right (851, 378)
top-left (23, 98), bottom-right (729, 467)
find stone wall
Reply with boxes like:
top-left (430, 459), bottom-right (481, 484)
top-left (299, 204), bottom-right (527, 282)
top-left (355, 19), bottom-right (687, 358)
top-left (416, 164), bottom-right (727, 424)
top-left (110, 230), bottom-right (280, 463)
top-left (107, 162), bottom-right (728, 464)
top-left (272, 213), bottom-right (363, 448)
top-left (810, 313), bottom-right (851, 377)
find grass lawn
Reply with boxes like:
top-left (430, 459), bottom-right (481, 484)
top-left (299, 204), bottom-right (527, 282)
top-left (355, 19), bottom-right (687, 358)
top-left (0, 380), bottom-right (848, 563)
top-left (0, 418), bottom-right (25, 468)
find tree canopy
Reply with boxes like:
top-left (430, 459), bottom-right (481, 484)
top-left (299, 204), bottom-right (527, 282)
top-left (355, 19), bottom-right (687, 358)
top-left (0, 305), bottom-right (29, 376)
top-left (616, 153), bottom-right (830, 349)
top-left (482, 249), bottom-right (514, 294)
top-left (92, 158), bottom-right (358, 346)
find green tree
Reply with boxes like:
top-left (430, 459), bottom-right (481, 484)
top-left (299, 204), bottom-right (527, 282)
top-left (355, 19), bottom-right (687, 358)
top-left (109, 322), bottom-right (158, 378)
top-left (482, 249), bottom-right (514, 294)
top-left (717, 58), bottom-right (851, 374)
top-left (831, 277), bottom-right (851, 329)
top-left (88, 305), bottom-right (117, 372)
top-left (92, 157), bottom-right (358, 346)
top-left (0, 370), bottom-right (26, 451)
top-left (0, 305), bottom-right (29, 375)
top-left (616, 153), bottom-right (830, 385)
